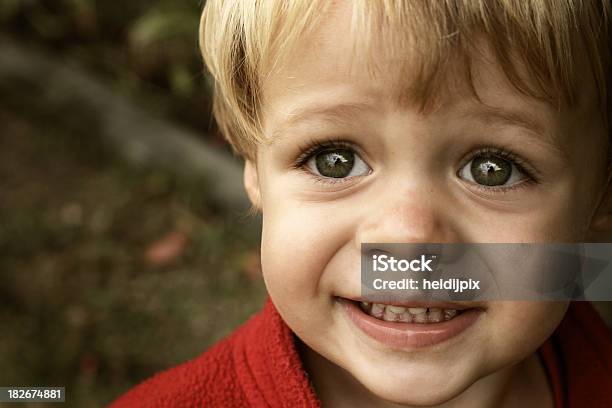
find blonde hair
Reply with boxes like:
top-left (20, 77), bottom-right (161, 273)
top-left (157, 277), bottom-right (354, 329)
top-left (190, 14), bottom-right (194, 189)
top-left (200, 0), bottom-right (611, 161)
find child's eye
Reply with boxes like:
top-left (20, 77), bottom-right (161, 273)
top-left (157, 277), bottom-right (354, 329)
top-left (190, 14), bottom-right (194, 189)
top-left (458, 152), bottom-right (527, 188)
top-left (305, 148), bottom-right (370, 179)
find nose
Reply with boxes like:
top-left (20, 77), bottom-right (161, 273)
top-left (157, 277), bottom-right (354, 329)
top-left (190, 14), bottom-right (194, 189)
top-left (354, 184), bottom-right (458, 247)
top-left (355, 182), bottom-right (461, 302)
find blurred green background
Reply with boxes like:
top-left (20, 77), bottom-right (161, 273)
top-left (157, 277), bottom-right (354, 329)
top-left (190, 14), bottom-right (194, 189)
top-left (0, 1), bottom-right (266, 406)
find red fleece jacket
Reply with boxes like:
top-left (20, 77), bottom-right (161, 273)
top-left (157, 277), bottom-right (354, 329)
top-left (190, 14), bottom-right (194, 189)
top-left (110, 300), bottom-right (611, 407)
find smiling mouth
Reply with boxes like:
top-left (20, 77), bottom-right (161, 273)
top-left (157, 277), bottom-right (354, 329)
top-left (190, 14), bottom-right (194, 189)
top-left (359, 301), bottom-right (461, 323)
top-left (341, 298), bottom-right (483, 348)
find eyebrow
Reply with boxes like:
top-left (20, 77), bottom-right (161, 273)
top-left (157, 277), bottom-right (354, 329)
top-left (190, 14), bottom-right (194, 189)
top-left (460, 105), bottom-right (549, 138)
top-left (459, 104), bottom-right (567, 154)
top-left (268, 101), bottom-right (374, 143)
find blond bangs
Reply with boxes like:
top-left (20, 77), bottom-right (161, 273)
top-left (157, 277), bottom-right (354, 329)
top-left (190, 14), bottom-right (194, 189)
top-left (200, 0), bottom-right (323, 159)
top-left (200, 0), bottom-right (611, 160)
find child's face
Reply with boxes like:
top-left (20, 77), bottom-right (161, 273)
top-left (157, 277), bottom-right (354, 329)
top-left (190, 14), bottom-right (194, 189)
top-left (245, 1), bottom-right (609, 405)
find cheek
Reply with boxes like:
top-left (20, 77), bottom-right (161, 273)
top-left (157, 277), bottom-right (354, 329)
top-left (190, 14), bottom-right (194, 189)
top-left (454, 166), bottom-right (600, 242)
top-left (259, 200), bottom-right (352, 308)
top-left (484, 302), bottom-right (568, 364)
top-left (466, 196), bottom-right (593, 242)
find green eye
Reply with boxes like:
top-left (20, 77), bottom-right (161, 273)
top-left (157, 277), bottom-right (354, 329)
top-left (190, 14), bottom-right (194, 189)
top-left (307, 148), bottom-right (370, 179)
top-left (459, 154), bottom-right (525, 187)
top-left (470, 156), bottom-right (511, 186)
top-left (315, 149), bottom-right (354, 178)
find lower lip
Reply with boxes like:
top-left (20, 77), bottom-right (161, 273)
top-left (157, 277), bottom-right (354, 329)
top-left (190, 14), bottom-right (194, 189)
top-left (341, 299), bottom-right (483, 349)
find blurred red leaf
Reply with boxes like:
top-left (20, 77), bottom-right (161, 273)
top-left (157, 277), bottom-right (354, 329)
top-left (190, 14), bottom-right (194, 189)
top-left (144, 230), bottom-right (189, 266)
top-left (241, 250), bottom-right (262, 282)
top-left (80, 353), bottom-right (98, 376)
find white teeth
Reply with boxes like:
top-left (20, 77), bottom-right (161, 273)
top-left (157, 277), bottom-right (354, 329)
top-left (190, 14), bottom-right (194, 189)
top-left (383, 308), bottom-right (397, 322)
top-left (397, 312), bottom-right (413, 323)
top-left (361, 302), bottom-right (462, 324)
top-left (386, 305), bottom-right (406, 314)
top-left (371, 303), bottom-right (385, 318)
top-left (444, 309), bottom-right (458, 320)
top-left (428, 308), bottom-right (442, 323)
top-left (414, 312), bottom-right (428, 323)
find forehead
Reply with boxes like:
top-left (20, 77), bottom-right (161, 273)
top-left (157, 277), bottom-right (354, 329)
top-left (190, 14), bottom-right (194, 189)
top-left (261, 1), bottom-right (558, 137)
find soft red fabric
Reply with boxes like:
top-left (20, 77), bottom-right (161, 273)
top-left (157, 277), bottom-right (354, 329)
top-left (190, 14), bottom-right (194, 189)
top-left (110, 298), bottom-right (320, 408)
top-left (110, 300), bottom-right (611, 407)
top-left (539, 302), bottom-right (612, 407)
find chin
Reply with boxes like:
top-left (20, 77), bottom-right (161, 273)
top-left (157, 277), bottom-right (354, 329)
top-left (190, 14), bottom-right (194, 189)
top-left (349, 357), bottom-right (481, 406)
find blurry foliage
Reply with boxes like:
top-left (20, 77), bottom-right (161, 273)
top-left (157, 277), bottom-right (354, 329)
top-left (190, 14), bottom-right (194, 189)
top-left (0, 1), bottom-right (267, 406)
top-left (0, 0), bottom-right (219, 142)
top-left (129, 4), bottom-right (201, 97)
top-left (0, 104), bottom-right (265, 407)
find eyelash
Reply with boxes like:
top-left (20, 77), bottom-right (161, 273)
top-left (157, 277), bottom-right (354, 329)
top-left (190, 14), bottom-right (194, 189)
top-left (293, 139), bottom-right (540, 192)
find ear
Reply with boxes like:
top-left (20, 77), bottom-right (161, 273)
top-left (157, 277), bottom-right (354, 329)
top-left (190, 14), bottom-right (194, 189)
top-left (244, 160), bottom-right (262, 211)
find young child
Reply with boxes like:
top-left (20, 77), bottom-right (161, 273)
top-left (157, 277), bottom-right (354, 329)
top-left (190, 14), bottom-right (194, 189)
top-left (112, 1), bottom-right (612, 406)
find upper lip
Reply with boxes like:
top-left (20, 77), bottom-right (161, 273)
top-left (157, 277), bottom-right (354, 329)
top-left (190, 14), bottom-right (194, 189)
top-left (340, 296), bottom-right (483, 311)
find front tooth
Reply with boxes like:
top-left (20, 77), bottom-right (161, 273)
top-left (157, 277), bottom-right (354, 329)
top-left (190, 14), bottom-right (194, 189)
top-left (428, 308), bottom-right (442, 322)
top-left (413, 312), bottom-right (428, 323)
top-left (397, 312), bottom-right (412, 323)
top-left (383, 308), bottom-right (397, 322)
top-left (387, 305), bottom-right (406, 314)
top-left (371, 303), bottom-right (385, 318)
top-left (408, 307), bottom-right (426, 315)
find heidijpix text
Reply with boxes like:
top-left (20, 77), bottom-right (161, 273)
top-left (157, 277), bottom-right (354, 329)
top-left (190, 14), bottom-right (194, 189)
top-left (371, 254), bottom-right (480, 293)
